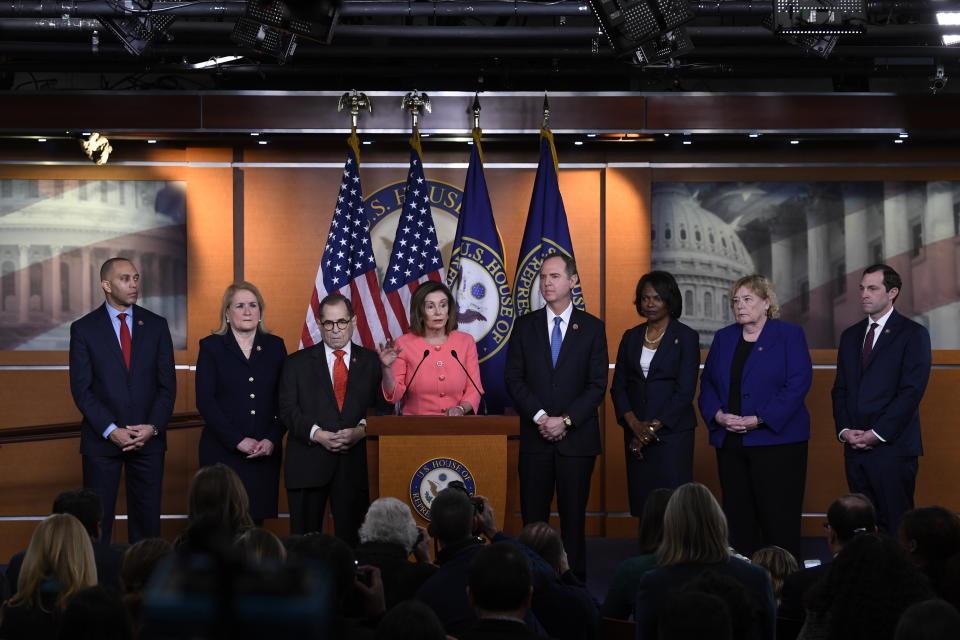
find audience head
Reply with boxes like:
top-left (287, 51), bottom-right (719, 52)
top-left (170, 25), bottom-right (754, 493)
top-left (808, 533), bottom-right (934, 640)
top-left (359, 497), bottom-right (420, 554)
top-left (518, 521), bottom-right (565, 574)
top-left (121, 538), bottom-right (174, 594)
top-left (826, 493), bottom-right (877, 550)
top-left (52, 488), bottom-right (103, 541)
top-left (428, 485), bottom-right (476, 545)
top-left (894, 599), bottom-right (960, 640)
top-left (374, 600), bottom-right (447, 640)
top-left (750, 546), bottom-right (798, 605)
top-left (898, 506), bottom-right (960, 570)
top-left (467, 543), bottom-right (532, 618)
top-left (12, 513), bottom-right (97, 611)
top-left (657, 591), bottom-right (731, 640)
top-left (638, 488), bottom-right (674, 555)
top-left (187, 463), bottom-right (253, 537)
top-left (58, 585), bottom-right (134, 640)
top-left (235, 527), bottom-right (287, 565)
top-left (657, 482), bottom-right (730, 565)
top-left (286, 533), bottom-right (356, 605)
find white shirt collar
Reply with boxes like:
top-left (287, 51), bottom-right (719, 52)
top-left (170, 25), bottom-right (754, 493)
top-left (547, 301), bottom-right (574, 327)
top-left (868, 306), bottom-right (894, 331)
top-left (324, 341), bottom-right (352, 360)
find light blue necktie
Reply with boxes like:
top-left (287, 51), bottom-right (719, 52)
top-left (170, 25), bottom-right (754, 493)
top-left (551, 316), bottom-right (563, 367)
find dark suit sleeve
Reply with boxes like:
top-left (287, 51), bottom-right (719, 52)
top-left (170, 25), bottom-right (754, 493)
top-left (873, 325), bottom-right (932, 442)
top-left (504, 316), bottom-right (544, 421)
top-left (278, 355), bottom-right (315, 445)
top-left (565, 320), bottom-right (608, 428)
top-left (266, 340), bottom-right (289, 445)
top-left (657, 326), bottom-right (701, 430)
top-left (147, 318), bottom-right (177, 431)
top-left (754, 324), bottom-right (812, 434)
top-left (610, 329), bottom-right (634, 426)
top-left (831, 331), bottom-right (854, 434)
top-left (698, 332), bottom-right (725, 431)
top-left (195, 339), bottom-right (243, 451)
top-left (69, 321), bottom-right (116, 437)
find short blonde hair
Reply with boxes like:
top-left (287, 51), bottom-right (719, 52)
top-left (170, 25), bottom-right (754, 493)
top-left (730, 274), bottom-right (780, 319)
top-left (11, 514), bottom-right (97, 612)
top-left (656, 483), bottom-right (731, 566)
top-left (214, 281), bottom-right (270, 335)
top-left (408, 281), bottom-right (457, 336)
top-left (751, 546), bottom-right (799, 605)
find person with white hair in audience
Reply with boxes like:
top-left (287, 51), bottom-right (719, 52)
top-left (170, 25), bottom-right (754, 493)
top-left (355, 497), bottom-right (437, 608)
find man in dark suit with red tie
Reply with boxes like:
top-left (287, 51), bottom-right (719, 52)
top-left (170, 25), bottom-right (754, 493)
top-left (69, 257), bottom-right (175, 544)
top-left (279, 292), bottom-right (388, 545)
top-left (832, 264), bottom-right (932, 534)
top-left (505, 254), bottom-right (608, 580)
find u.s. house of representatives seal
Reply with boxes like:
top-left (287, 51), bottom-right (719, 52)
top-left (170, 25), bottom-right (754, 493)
top-left (409, 457), bottom-right (477, 521)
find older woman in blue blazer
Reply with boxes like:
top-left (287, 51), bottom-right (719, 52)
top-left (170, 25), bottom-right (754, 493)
top-left (699, 275), bottom-right (812, 561)
top-left (611, 271), bottom-right (700, 517)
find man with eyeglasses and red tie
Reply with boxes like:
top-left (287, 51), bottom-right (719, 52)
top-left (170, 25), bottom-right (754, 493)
top-left (279, 292), bottom-right (389, 544)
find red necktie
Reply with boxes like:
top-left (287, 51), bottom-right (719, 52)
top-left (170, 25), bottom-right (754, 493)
top-left (333, 349), bottom-right (347, 411)
top-left (118, 312), bottom-right (132, 370)
top-left (860, 322), bottom-right (878, 370)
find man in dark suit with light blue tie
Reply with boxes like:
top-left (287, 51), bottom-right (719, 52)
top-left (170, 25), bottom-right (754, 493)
top-left (69, 257), bottom-right (175, 544)
top-left (832, 264), bottom-right (931, 534)
top-left (505, 254), bottom-right (608, 580)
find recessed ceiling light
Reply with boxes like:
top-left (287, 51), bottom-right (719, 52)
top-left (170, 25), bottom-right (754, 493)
top-left (894, 139), bottom-right (904, 144)
top-left (587, 133), bottom-right (597, 138)
top-left (749, 133), bottom-right (760, 138)
top-left (682, 140), bottom-right (692, 145)
top-left (663, 133), bottom-right (670, 137)
top-left (790, 140), bottom-right (800, 145)
top-left (421, 133), bottom-right (430, 137)
top-left (362, 140), bottom-right (373, 145)
top-left (250, 132), bottom-right (260, 136)
top-left (38, 138), bottom-right (47, 142)
top-left (147, 139), bottom-right (157, 144)
top-left (574, 141), bottom-right (584, 146)
top-left (258, 140), bottom-right (268, 145)
top-left (899, 132), bottom-right (909, 138)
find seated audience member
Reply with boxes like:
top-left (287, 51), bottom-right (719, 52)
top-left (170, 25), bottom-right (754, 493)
top-left (119, 538), bottom-right (174, 639)
top-left (176, 464), bottom-right (254, 550)
top-left (779, 493), bottom-right (877, 636)
top-left (678, 571), bottom-right (761, 640)
top-left (235, 527), bottom-right (287, 565)
top-left (6, 489), bottom-right (123, 595)
top-left (633, 482), bottom-right (775, 640)
top-left (287, 533), bottom-right (385, 639)
top-left (355, 497), bottom-right (437, 609)
top-left (0, 514), bottom-right (97, 640)
top-left (457, 544), bottom-right (539, 640)
top-left (898, 506), bottom-right (960, 597)
top-left (893, 599), bottom-right (960, 640)
top-left (601, 488), bottom-right (673, 619)
top-left (58, 585), bottom-right (134, 640)
top-left (750, 546), bottom-right (798, 607)
top-left (800, 534), bottom-right (933, 640)
top-left (517, 522), bottom-right (599, 640)
top-left (657, 591), bottom-right (731, 640)
top-left (374, 600), bottom-right (448, 640)
top-left (414, 486), bottom-right (553, 637)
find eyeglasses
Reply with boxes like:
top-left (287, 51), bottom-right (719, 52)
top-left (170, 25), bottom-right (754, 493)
top-left (320, 319), bottom-right (352, 331)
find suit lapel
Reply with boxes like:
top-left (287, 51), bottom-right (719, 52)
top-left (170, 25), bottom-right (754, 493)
top-left (311, 345), bottom-right (339, 413)
top-left (223, 329), bottom-right (248, 365)
top-left (741, 320), bottom-right (776, 381)
top-left (554, 308), bottom-right (580, 370)
top-left (100, 304), bottom-right (128, 372)
top-left (865, 310), bottom-right (901, 370)
top-left (645, 321), bottom-right (676, 378)
top-left (342, 346), bottom-right (367, 415)
top-left (529, 308), bottom-right (553, 370)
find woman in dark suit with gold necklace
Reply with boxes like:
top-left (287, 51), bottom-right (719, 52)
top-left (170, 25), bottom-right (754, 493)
top-left (196, 282), bottom-right (287, 524)
top-left (611, 271), bottom-right (700, 516)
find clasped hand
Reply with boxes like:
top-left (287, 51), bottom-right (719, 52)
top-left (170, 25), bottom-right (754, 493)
top-left (843, 429), bottom-right (881, 450)
top-left (537, 415), bottom-right (567, 442)
top-left (715, 411), bottom-right (760, 433)
top-left (313, 426), bottom-right (364, 452)
top-left (109, 424), bottom-right (154, 452)
top-left (237, 437), bottom-right (275, 458)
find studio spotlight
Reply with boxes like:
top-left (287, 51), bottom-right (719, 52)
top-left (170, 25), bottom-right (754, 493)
top-left (81, 133), bottom-right (112, 165)
top-left (588, 0), bottom-right (695, 63)
top-left (764, 0), bottom-right (865, 58)
top-left (930, 64), bottom-right (948, 94)
top-left (231, 0), bottom-right (341, 62)
top-left (98, 3), bottom-right (177, 57)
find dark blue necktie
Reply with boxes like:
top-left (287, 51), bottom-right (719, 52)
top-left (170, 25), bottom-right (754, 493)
top-left (551, 316), bottom-right (563, 367)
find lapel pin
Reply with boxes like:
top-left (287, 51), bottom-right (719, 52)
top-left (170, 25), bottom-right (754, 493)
top-left (352, 356), bottom-right (358, 363)
top-left (884, 329), bottom-right (891, 334)
top-left (572, 323), bottom-right (579, 330)
top-left (758, 346), bottom-right (764, 351)
top-left (256, 345), bottom-right (262, 351)
top-left (137, 320), bottom-right (144, 326)
top-left (674, 338), bottom-right (679, 344)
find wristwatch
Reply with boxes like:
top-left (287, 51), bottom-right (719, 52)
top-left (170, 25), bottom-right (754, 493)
top-left (150, 424), bottom-right (159, 437)
top-left (561, 415), bottom-right (573, 429)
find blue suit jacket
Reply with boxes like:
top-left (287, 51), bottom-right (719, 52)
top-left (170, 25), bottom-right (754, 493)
top-left (611, 320), bottom-right (700, 434)
top-left (69, 303), bottom-right (176, 457)
top-left (505, 306), bottom-right (608, 456)
top-left (698, 319), bottom-right (812, 448)
top-left (831, 308), bottom-right (931, 457)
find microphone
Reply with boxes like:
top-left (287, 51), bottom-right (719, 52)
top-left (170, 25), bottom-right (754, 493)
top-left (450, 349), bottom-right (487, 416)
top-left (397, 349), bottom-right (430, 415)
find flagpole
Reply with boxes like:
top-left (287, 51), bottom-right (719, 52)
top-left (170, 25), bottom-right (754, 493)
top-left (338, 89), bottom-right (372, 161)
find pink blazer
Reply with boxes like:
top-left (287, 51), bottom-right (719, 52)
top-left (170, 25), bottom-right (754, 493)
top-left (383, 330), bottom-right (483, 415)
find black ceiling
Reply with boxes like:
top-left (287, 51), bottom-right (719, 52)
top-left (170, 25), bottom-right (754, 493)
top-left (2, 0), bottom-right (960, 93)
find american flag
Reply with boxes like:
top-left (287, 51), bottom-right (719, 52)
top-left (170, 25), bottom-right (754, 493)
top-left (381, 135), bottom-right (445, 332)
top-left (299, 142), bottom-right (401, 350)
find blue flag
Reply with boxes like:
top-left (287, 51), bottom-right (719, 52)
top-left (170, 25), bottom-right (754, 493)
top-left (447, 132), bottom-right (514, 414)
top-left (513, 128), bottom-right (585, 316)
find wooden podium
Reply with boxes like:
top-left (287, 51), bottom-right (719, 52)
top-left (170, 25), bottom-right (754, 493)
top-left (366, 416), bottom-right (520, 530)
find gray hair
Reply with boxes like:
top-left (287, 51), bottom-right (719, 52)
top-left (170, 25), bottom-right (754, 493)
top-left (358, 497), bottom-right (419, 552)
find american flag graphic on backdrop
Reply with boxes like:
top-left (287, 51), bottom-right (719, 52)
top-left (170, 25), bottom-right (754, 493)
top-left (299, 142), bottom-right (401, 350)
top-left (380, 133), bottom-right (445, 332)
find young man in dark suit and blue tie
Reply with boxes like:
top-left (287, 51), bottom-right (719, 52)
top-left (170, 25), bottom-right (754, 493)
top-left (505, 254), bottom-right (608, 580)
top-left (832, 264), bottom-right (932, 534)
top-left (69, 257), bottom-right (176, 544)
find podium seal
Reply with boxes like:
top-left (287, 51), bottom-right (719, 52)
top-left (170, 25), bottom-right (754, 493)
top-left (409, 457), bottom-right (477, 521)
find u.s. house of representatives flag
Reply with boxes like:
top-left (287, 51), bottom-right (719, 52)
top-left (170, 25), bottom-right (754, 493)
top-left (299, 137), bottom-right (401, 350)
top-left (446, 130), bottom-right (515, 413)
top-left (513, 127), bottom-right (585, 316)
top-left (381, 132), bottom-right (445, 332)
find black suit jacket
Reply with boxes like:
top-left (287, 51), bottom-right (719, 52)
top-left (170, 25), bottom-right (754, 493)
top-left (505, 307), bottom-right (608, 456)
top-left (610, 320), bottom-right (700, 434)
top-left (832, 308), bottom-right (931, 457)
top-left (279, 343), bottom-right (389, 489)
top-left (69, 303), bottom-right (176, 457)
top-left (779, 562), bottom-right (829, 625)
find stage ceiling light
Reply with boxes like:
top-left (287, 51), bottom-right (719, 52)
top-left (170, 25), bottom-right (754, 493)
top-left (231, 0), bottom-right (341, 62)
top-left (588, 0), bottom-right (695, 63)
top-left (764, 0), bottom-right (866, 58)
top-left (98, 1), bottom-right (178, 57)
